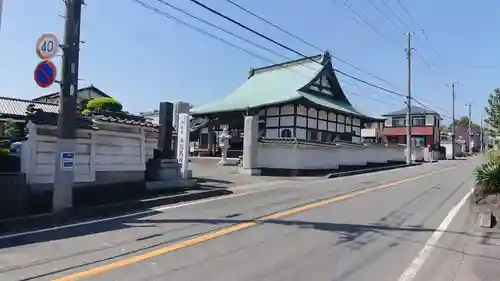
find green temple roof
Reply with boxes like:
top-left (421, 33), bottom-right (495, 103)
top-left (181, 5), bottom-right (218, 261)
top-left (191, 52), bottom-right (373, 118)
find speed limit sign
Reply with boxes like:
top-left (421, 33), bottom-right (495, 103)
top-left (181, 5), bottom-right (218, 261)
top-left (36, 33), bottom-right (59, 60)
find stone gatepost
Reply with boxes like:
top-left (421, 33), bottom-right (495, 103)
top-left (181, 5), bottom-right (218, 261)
top-left (240, 116), bottom-right (261, 175)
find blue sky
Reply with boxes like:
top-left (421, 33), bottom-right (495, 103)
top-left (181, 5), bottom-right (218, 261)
top-left (1, 0), bottom-right (498, 124)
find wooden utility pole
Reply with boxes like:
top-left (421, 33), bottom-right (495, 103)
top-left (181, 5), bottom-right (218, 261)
top-left (52, 0), bottom-right (83, 212)
top-left (405, 32), bottom-right (414, 164)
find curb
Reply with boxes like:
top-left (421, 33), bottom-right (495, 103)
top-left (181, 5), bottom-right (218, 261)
top-left (326, 163), bottom-right (419, 179)
top-left (0, 188), bottom-right (232, 233)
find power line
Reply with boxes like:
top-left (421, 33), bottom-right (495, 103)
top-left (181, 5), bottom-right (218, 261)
top-left (132, 0), bottom-right (274, 63)
top-left (154, 0), bottom-right (289, 60)
top-left (365, 0), bottom-right (401, 31)
top-left (379, 0), bottom-right (414, 32)
top-left (187, 0), bottom-right (407, 98)
top-left (224, 0), bottom-right (321, 51)
top-left (224, 0), bottom-right (404, 92)
top-left (135, 0), bottom-right (449, 118)
top-left (331, 0), bottom-right (390, 41)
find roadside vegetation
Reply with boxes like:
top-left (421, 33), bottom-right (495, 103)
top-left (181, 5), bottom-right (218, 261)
top-left (474, 88), bottom-right (500, 202)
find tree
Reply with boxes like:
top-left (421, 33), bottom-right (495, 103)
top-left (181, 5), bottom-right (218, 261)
top-left (3, 119), bottom-right (21, 138)
top-left (451, 116), bottom-right (480, 130)
top-left (486, 88), bottom-right (500, 131)
top-left (82, 97), bottom-right (123, 115)
top-left (77, 98), bottom-right (91, 115)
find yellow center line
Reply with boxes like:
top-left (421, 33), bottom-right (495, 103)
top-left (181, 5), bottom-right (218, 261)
top-left (53, 164), bottom-right (465, 281)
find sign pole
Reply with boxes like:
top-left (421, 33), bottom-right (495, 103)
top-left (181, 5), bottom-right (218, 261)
top-left (176, 113), bottom-right (190, 179)
top-left (52, 0), bottom-right (83, 212)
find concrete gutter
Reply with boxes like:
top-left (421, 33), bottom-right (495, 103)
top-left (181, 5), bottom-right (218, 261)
top-left (326, 163), bottom-right (421, 178)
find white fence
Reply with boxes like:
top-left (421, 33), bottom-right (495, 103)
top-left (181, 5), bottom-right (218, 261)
top-left (21, 122), bottom-right (158, 186)
top-left (256, 141), bottom-right (406, 170)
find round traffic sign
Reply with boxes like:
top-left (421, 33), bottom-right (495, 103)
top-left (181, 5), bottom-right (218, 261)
top-left (34, 60), bottom-right (57, 88)
top-left (36, 33), bottom-right (59, 60)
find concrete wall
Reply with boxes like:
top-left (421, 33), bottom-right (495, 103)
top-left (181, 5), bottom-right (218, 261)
top-left (441, 142), bottom-right (464, 158)
top-left (255, 141), bottom-right (406, 170)
top-left (21, 122), bottom-right (158, 191)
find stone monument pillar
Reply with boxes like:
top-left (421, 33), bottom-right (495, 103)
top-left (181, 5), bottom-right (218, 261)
top-left (146, 102), bottom-right (195, 190)
top-left (240, 116), bottom-right (261, 175)
top-left (158, 102), bottom-right (173, 158)
top-left (217, 127), bottom-right (231, 166)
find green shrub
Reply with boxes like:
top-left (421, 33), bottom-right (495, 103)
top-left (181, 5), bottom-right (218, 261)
top-left (85, 97), bottom-right (123, 113)
top-left (487, 149), bottom-right (500, 164)
top-left (474, 162), bottom-right (500, 195)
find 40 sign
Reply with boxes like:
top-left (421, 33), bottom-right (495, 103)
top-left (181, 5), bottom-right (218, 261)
top-left (36, 33), bottom-right (59, 60)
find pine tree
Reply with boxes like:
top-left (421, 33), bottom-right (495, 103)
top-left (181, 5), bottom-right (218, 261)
top-left (485, 88), bottom-right (500, 131)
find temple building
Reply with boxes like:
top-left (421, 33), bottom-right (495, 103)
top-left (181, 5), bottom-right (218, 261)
top-left (190, 52), bottom-right (380, 157)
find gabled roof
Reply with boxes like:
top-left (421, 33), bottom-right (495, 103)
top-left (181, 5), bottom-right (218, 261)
top-left (191, 52), bottom-right (372, 118)
top-left (382, 106), bottom-right (440, 117)
top-left (32, 85), bottom-right (110, 101)
top-left (0, 97), bottom-right (59, 118)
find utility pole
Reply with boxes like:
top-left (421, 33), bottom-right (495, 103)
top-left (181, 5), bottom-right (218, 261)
top-left (466, 103), bottom-right (472, 155)
top-left (405, 32), bottom-right (414, 164)
top-left (52, 0), bottom-right (83, 212)
top-left (480, 114), bottom-right (484, 153)
top-left (451, 82), bottom-right (457, 159)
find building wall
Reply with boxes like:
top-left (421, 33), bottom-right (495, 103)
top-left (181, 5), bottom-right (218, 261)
top-left (257, 103), bottom-right (364, 143)
top-left (382, 113), bottom-right (440, 146)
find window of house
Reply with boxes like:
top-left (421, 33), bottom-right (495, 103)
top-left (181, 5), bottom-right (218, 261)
top-left (411, 136), bottom-right (426, 147)
top-left (307, 129), bottom-right (318, 141)
top-left (392, 118), bottom-right (405, 127)
top-left (281, 129), bottom-right (292, 138)
top-left (412, 116), bottom-right (426, 126)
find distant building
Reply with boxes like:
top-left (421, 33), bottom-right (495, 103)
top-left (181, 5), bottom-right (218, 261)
top-left (381, 106), bottom-right (442, 147)
top-left (140, 110), bottom-right (160, 125)
top-left (361, 119), bottom-right (385, 143)
top-left (139, 101), bottom-right (192, 128)
top-left (173, 102), bottom-right (191, 130)
top-left (0, 97), bottom-right (59, 137)
top-left (32, 85), bottom-right (110, 104)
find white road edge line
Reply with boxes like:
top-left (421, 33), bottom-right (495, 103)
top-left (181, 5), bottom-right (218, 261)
top-left (0, 162), bottom-right (463, 241)
top-left (0, 191), bottom-right (257, 241)
top-left (397, 187), bottom-right (474, 281)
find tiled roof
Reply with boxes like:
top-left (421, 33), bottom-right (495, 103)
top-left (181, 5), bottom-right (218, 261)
top-left (191, 52), bottom-right (372, 119)
top-left (0, 97), bottom-right (59, 117)
top-left (383, 106), bottom-right (439, 117)
top-left (259, 137), bottom-right (340, 148)
top-left (93, 115), bottom-right (159, 128)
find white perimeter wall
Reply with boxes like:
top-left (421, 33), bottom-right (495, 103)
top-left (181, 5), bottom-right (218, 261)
top-left (21, 122), bottom-right (158, 185)
top-left (256, 142), bottom-right (406, 170)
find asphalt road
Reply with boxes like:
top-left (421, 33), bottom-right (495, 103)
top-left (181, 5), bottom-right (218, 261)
top-left (0, 157), bottom-right (482, 281)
